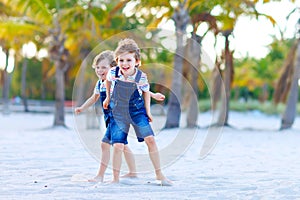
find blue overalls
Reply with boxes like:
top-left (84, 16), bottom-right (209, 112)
top-left (98, 80), bottom-right (111, 128)
top-left (97, 80), bottom-right (129, 145)
top-left (109, 67), bottom-right (154, 144)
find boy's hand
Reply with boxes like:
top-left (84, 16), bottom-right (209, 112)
top-left (103, 98), bottom-right (109, 109)
top-left (74, 107), bottom-right (82, 114)
top-left (153, 92), bottom-right (165, 101)
top-left (147, 112), bottom-right (153, 122)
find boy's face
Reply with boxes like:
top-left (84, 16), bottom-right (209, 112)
top-left (117, 52), bottom-right (137, 77)
top-left (94, 58), bottom-right (110, 80)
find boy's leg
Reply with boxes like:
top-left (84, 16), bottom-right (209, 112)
top-left (89, 120), bottom-right (112, 182)
top-left (110, 118), bottom-right (129, 183)
top-left (89, 118), bottom-right (112, 182)
top-left (122, 145), bottom-right (137, 178)
top-left (144, 136), bottom-right (166, 181)
top-left (112, 143), bottom-right (124, 183)
top-left (131, 110), bottom-right (168, 181)
top-left (90, 142), bottom-right (110, 182)
top-left (144, 136), bottom-right (172, 186)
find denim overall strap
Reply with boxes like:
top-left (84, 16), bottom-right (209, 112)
top-left (115, 66), bottom-right (120, 78)
top-left (134, 69), bottom-right (142, 83)
top-left (100, 91), bottom-right (111, 127)
top-left (129, 69), bottom-right (143, 103)
top-left (97, 80), bottom-right (102, 91)
top-left (97, 81), bottom-right (110, 127)
top-left (99, 91), bottom-right (106, 108)
top-left (98, 80), bottom-right (106, 107)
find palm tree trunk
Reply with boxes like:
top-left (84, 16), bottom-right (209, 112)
top-left (261, 83), bottom-right (269, 102)
top-left (2, 49), bottom-right (10, 115)
top-left (217, 33), bottom-right (233, 126)
top-left (21, 58), bottom-right (29, 112)
top-left (74, 48), bottom-right (90, 106)
top-left (211, 61), bottom-right (222, 111)
top-left (186, 33), bottom-right (201, 128)
top-left (41, 59), bottom-right (51, 101)
top-left (54, 61), bottom-right (65, 126)
top-left (74, 64), bottom-right (86, 106)
top-left (165, 4), bottom-right (189, 128)
top-left (165, 31), bottom-right (183, 128)
top-left (2, 71), bottom-right (11, 115)
top-left (280, 40), bottom-right (300, 130)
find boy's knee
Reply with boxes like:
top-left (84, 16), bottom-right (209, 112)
top-left (144, 136), bottom-right (156, 146)
top-left (101, 142), bottom-right (110, 151)
top-left (113, 143), bottom-right (125, 152)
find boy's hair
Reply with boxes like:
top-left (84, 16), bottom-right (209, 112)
top-left (92, 50), bottom-right (117, 68)
top-left (114, 38), bottom-right (141, 65)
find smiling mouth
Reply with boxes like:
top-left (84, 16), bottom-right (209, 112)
top-left (121, 67), bottom-right (130, 71)
top-left (98, 73), bottom-right (105, 77)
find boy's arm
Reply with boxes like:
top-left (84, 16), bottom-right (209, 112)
top-left (143, 91), bottom-right (153, 122)
top-left (103, 80), bottom-right (111, 109)
top-left (150, 91), bottom-right (165, 101)
top-left (75, 93), bottom-right (99, 114)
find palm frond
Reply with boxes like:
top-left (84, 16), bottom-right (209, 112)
top-left (2, 0), bottom-right (52, 25)
top-left (0, 20), bottom-right (47, 40)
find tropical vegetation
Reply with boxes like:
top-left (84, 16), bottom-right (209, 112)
top-left (0, 0), bottom-right (299, 130)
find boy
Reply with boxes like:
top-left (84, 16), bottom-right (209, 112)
top-left (103, 39), bottom-right (171, 185)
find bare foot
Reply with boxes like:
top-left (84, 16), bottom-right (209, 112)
top-left (157, 179), bottom-right (173, 186)
top-left (156, 175), bottom-right (173, 186)
top-left (88, 176), bottom-right (103, 182)
top-left (121, 172), bottom-right (137, 178)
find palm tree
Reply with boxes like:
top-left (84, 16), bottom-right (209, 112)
top-left (2, 0), bottom-right (70, 126)
top-left (21, 56), bottom-right (29, 112)
top-left (274, 7), bottom-right (299, 130)
top-left (185, 10), bottom-right (219, 127)
top-left (217, 30), bottom-right (234, 126)
top-left (280, 40), bottom-right (300, 130)
top-left (0, 0), bottom-right (127, 126)
top-left (185, 33), bottom-right (201, 128)
top-left (136, 0), bottom-right (220, 128)
top-left (0, 1), bottom-right (24, 114)
top-left (21, 42), bottom-right (37, 112)
top-left (1, 46), bottom-right (10, 114)
top-left (165, 1), bottom-right (190, 128)
top-left (211, 0), bottom-right (276, 126)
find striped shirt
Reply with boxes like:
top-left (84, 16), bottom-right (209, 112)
top-left (93, 80), bottom-right (106, 94)
top-left (106, 66), bottom-right (150, 96)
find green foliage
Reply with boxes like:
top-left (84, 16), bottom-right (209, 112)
top-left (198, 98), bottom-right (212, 112)
top-left (233, 38), bottom-right (294, 100)
top-left (189, 0), bottom-right (224, 15)
top-left (11, 58), bottom-right (42, 99)
top-left (156, 49), bottom-right (173, 63)
top-left (1, 0), bottom-right (299, 112)
top-left (8, 0), bottom-right (53, 25)
top-left (199, 98), bottom-right (300, 115)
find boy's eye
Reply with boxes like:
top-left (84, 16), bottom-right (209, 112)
top-left (127, 59), bottom-right (132, 62)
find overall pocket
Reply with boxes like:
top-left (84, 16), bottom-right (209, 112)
top-left (134, 97), bottom-right (144, 109)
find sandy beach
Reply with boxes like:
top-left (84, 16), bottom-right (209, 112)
top-left (1, 110), bottom-right (300, 200)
